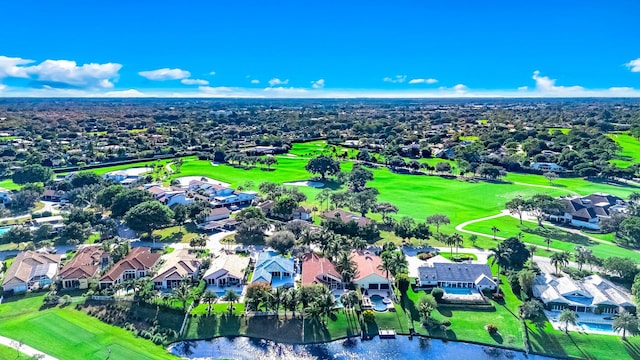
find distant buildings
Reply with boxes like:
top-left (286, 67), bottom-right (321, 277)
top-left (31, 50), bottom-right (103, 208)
top-left (549, 193), bottom-right (627, 230)
top-left (531, 162), bottom-right (565, 172)
top-left (321, 209), bottom-right (372, 227)
top-left (0, 187), bottom-right (11, 208)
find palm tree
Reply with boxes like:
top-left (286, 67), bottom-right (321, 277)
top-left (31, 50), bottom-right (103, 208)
top-left (491, 226), bottom-right (500, 240)
top-left (490, 247), bottom-right (510, 295)
top-left (550, 251), bottom-right (570, 274)
top-left (389, 251), bottom-right (408, 276)
top-left (284, 288), bottom-right (300, 318)
top-left (172, 280), bottom-right (193, 312)
top-left (335, 251), bottom-right (357, 285)
top-left (451, 233), bottom-right (463, 255)
top-left (222, 289), bottom-right (240, 314)
top-left (315, 189), bottom-right (332, 211)
top-left (273, 287), bottom-right (286, 313)
top-left (443, 234), bottom-right (456, 258)
top-left (545, 237), bottom-right (552, 251)
top-left (202, 290), bottom-right (218, 316)
top-left (305, 303), bottom-right (323, 326)
top-left (377, 251), bottom-right (394, 280)
top-left (558, 309), bottom-right (578, 333)
top-left (528, 244), bottom-right (537, 264)
top-left (613, 311), bottom-right (639, 340)
top-left (318, 290), bottom-right (336, 324)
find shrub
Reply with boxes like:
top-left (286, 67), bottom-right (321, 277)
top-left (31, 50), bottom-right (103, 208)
top-left (442, 320), bottom-right (451, 327)
top-left (431, 287), bottom-right (444, 302)
top-left (362, 310), bottom-right (376, 323)
top-left (486, 324), bottom-right (499, 334)
top-left (417, 252), bottom-right (434, 261)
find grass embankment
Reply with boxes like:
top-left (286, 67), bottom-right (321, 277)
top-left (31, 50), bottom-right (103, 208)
top-left (464, 216), bottom-right (640, 261)
top-left (608, 133), bottom-right (640, 168)
top-left (0, 344), bottom-right (32, 360)
top-left (0, 293), bottom-right (178, 360)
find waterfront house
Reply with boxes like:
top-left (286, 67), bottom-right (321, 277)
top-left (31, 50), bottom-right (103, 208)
top-left (416, 262), bottom-right (496, 290)
top-left (351, 250), bottom-right (391, 291)
top-left (251, 251), bottom-right (295, 288)
top-left (301, 253), bottom-right (343, 289)
top-left (152, 249), bottom-right (202, 290)
top-left (203, 253), bottom-right (251, 287)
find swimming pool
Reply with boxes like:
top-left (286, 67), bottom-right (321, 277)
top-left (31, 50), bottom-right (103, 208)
top-left (0, 226), bottom-right (11, 236)
top-left (370, 295), bottom-right (389, 312)
top-left (443, 287), bottom-right (474, 295)
top-left (579, 322), bottom-right (613, 332)
top-left (216, 289), bottom-right (241, 298)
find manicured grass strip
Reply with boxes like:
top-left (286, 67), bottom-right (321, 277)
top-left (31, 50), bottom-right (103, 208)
top-left (0, 294), bottom-right (177, 360)
top-left (608, 133), bottom-right (640, 168)
top-left (0, 344), bottom-right (32, 360)
top-left (505, 172), bottom-right (640, 198)
top-left (463, 215), bottom-right (640, 261)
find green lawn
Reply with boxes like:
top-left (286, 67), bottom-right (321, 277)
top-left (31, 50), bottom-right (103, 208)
top-left (0, 179), bottom-right (20, 190)
top-left (463, 215), bottom-right (640, 261)
top-left (505, 172), bottom-right (640, 198)
top-left (0, 344), bottom-right (31, 360)
top-left (548, 127), bottom-right (570, 135)
top-left (527, 317), bottom-right (640, 359)
top-left (459, 135), bottom-right (479, 141)
top-left (152, 224), bottom-right (200, 243)
top-left (0, 293), bottom-right (177, 360)
top-left (608, 133), bottom-right (640, 168)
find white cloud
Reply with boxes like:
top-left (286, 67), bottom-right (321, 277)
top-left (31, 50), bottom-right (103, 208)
top-left (517, 86), bottom-right (529, 91)
top-left (0, 56), bottom-right (33, 78)
top-left (139, 68), bottom-right (190, 81)
top-left (181, 78), bottom-right (209, 85)
top-left (0, 84), bottom-right (6, 92)
top-left (408, 78), bottom-right (438, 84)
top-left (626, 58), bottom-right (640, 72)
top-left (311, 79), bottom-right (325, 89)
top-left (268, 78), bottom-right (289, 86)
top-left (264, 87), bottom-right (309, 95)
top-left (383, 75), bottom-right (407, 83)
top-left (453, 84), bottom-right (467, 93)
top-left (0, 56), bottom-right (121, 88)
top-left (104, 89), bottom-right (146, 97)
top-left (250, 79), bottom-right (260, 84)
top-left (531, 70), bottom-right (584, 94)
top-left (209, 71), bottom-right (216, 76)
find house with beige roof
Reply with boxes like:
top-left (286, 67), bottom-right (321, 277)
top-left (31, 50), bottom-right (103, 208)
top-left (99, 247), bottom-right (161, 289)
top-left (58, 246), bottom-right (109, 289)
top-left (203, 253), bottom-right (251, 287)
top-left (152, 249), bottom-right (202, 290)
top-left (2, 251), bottom-right (61, 293)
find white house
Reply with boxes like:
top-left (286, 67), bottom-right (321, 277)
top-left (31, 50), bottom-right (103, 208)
top-left (203, 253), bottom-right (251, 287)
top-left (351, 250), bottom-right (391, 291)
top-left (549, 193), bottom-right (627, 230)
top-left (152, 249), bottom-right (202, 290)
top-left (533, 273), bottom-right (635, 314)
top-left (531, 162), bottom-right (565, 172)
top-left (2, 251), bottom-right (61, 293)
top-left (416, 262), bottom-right (497, 290)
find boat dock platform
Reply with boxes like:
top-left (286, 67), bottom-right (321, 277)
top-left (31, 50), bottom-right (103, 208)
top-left (378, 329), bottom-right (396, 338)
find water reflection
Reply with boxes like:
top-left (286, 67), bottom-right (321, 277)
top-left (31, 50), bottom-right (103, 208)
top-left (168, 336), bottom-right (558, 360)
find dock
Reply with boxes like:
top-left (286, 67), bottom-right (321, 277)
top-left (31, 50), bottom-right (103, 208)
top-left (378, 329), bottom-right (396, 338)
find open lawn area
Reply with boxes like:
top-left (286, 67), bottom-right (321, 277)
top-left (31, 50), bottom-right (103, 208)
top-left (526, 317), bottom-right (640, 359)
top-left (401, 281), bottom-right (525, 349)
top-left (463, 215), bottom-right (640, 261)
top-left (0, 293), bottom-right (177, 360)
top-left (608, 133), bottom-right (640, 168)
top-left (152, 223), bottom-right (200, 243)
top-left (0, 178), bottom-right (20, 190)
top-left (0, 344), bottom-right (32, 360)
top-left (548, 127), bottom-right (571, 135)
top-left (504, 172), bottom-right (640, 198)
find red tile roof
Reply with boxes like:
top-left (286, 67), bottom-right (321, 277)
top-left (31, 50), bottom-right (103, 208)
top-left (301, 253), bottom-right (341, 285)
top-left (59, 246), bottom-right (106, 280)
top-left (100, 247), bottom-right (160, 282)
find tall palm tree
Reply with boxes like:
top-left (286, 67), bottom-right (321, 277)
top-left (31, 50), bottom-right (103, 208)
top-left (318, 289), bottom-right (336, 325)
top-left (528, 244), bottom-right (537, 264)
top-left (273, 287), bottom-right (286, 313)
top-left (305, 303), bottom-right (323, 326)
top-left (558, 309), bottom-right (578, 333)
top-left (284, 288), bottom-right (300, 318)
top-left (613, 311), bottom-right (639, 340)
top-left (550, 251), bottom-right (570, 275)
top-left (389, 251), bottom-right (408, 276)
top-left (491, 226), bottom-right (500, 240)
top-left (451, 233), bottom-right (463, 255)
top-left (377, 251), bottom-right (394, 280)
top-left (172, 280), bottom-right (193, 312)
top-left (490, 247), bottom-right (510, 295)
top-left (222, 289), bottom-right (240, 314)
top-left (545, 237), bottom-right (552, 251)
top-left (202, 290), bottom-right (218, 316)
top-left (443, 234), bottom-right (456, 258)
top-left (335, 251), bottom-right (357, 285)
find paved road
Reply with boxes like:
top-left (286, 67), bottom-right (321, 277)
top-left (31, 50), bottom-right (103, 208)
top-left (0, 335), bottom-right (59, 360)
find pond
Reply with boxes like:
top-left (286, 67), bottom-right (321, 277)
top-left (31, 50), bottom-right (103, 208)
top-left (168, 335), bottom-right (559, 360)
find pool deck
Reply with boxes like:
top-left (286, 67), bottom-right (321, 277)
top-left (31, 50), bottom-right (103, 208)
top-left (442, 288), bottom-right (484, 302)
top-left (545, 310), bottom-right (621, 336)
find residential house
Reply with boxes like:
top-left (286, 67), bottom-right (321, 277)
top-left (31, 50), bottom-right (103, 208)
top-left (203, 253), bottom-right (251, 287)
top-left (416, 262), bottom-right (496, 290)
top-left (99, 247), bottom-right (161, 289)
top-left (103, 170), bottom-right (143, 186)
top-left (259, 201), bottom-right (312, 221)
top-left (196, 207), bottom-right (236, 231)
top-left (143, 183), bottom-right (194, 207)
top-left (152, 249), bottom-right (202, 290)
top-left (321, 209), bottom-right (372, 227)
top-left (251, 251), bottom-right (295, 288)
top-left (531, 162), bottom-right (565, 172)
top-left (188, 179), bottom-right (256, 209)
top-left (351, 250), bottom-right (391, 291)
top-left (41, 189), bottom-right (65, 202)
top-left (31, 215), bottom-right (65, 233)
top-left (2, 251), bottom-right (61, 293)
top-left (533, 273), bottom-right (635, 314)
top-left (549, 193), bottom-right (627, 230)
top-left (0, 187), bottom-right (11, 208)
top-left (58, 246), bottom-right (109, 289)
top-left (301, 253), bottom-right (343, 289)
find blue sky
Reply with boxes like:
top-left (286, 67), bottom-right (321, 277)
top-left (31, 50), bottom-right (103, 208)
top-left (0, 0), bottom-right (639, 97)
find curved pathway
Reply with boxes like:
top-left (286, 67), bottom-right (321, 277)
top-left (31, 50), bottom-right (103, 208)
top-left (0, 336), bottom-right (59, 360)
